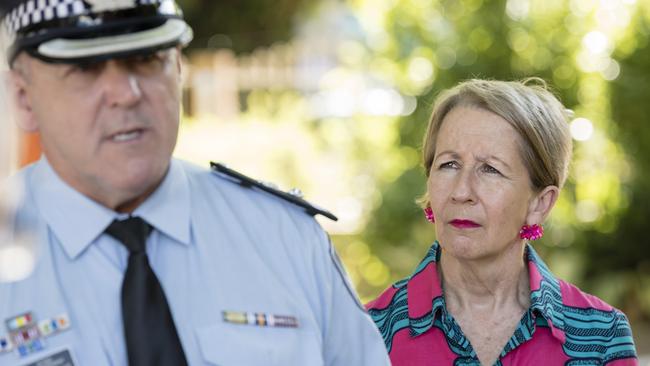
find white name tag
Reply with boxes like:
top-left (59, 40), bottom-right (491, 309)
top-left (22, 348), bottom-right (76, 366)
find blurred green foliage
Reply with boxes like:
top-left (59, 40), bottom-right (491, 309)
top-left (178, 0), bottom-right (314, 53)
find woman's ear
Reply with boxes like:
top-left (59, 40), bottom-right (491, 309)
top-left (7, 62), bottom-right (38, 132)
top-left (526, 185), bottom-right (559, 225)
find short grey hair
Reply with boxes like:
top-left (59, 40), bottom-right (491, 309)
top-left (420, 78), bottom-right (573, 204)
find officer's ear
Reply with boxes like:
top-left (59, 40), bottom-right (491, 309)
top-left (8, 54), bottom-right (38, 132)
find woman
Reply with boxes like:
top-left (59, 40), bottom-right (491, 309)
top-left (367, 79), bottom-right (638, 365)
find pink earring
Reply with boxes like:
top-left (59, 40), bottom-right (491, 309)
top-left (520, 224), bottom-right (543, 241)
top-left (424, 207), bottom-right (435, 223)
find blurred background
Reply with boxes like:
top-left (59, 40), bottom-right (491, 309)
top-left (4, 0), bottom-right (650, 357)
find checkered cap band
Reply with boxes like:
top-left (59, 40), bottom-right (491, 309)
top-left (3, 0), bottom-right (163, 35)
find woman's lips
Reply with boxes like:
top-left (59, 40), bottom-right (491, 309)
top-left (449, 219), bottom-right (481, 229)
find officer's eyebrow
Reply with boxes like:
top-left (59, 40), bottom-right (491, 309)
top-left (61, 60), bottom-right (104, 76)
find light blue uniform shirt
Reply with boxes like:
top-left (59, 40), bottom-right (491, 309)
top-left (0, 158), bottom-right (389, 365)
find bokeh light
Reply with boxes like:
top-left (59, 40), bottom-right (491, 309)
top-left (570, 117), bottom-right (595, 141)
top-left (0, 244), bottom-right (34, 283)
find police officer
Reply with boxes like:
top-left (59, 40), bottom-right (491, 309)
top-left (0, 0), bottom-right (390, 365)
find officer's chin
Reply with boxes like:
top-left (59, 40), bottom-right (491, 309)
top-left (105, 157), bottom-right (169, 210)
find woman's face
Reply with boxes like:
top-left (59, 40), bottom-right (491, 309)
top-left (427, 106), bottom-right (541, 261)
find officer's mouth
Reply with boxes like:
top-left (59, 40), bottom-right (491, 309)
top-left (108, 128), bottom-right (147, 143)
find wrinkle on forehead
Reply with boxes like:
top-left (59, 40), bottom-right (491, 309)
top-left (435, 107), bottom-right (527, 170)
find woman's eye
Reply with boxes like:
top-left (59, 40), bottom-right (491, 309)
top-left (439, 161), bottom-right (458, 169)
top-left (482, 164), bottom-right (501, 175)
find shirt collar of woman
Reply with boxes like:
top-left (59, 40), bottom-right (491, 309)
top-left (404, 241), bottom-right (566, 344)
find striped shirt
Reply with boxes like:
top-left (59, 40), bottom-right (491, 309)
top-left (367, 242), bottom-right (638, 365)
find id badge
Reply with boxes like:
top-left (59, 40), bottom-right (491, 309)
top-left (22, 347), bottom-right (76, 366)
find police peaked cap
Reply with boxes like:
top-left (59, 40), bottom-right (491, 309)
top-left (0, 0), bottom-right (193, 64)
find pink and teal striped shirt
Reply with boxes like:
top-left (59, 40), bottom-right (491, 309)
top-left (367, 242), bottom-right (638, 365)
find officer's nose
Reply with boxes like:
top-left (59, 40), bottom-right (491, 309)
top-left (100, 60), bottom-right (142, 108)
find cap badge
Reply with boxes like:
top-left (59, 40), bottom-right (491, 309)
top-left (84, 0), bottom-right (137, 13)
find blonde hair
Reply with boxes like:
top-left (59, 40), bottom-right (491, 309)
top-left (420, 78), bottom-right (573, 205)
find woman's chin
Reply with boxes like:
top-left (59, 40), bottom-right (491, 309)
top-left (440, 236), bottom-right (476, 254)
top-left (439, 235), bottom-right (496, 262)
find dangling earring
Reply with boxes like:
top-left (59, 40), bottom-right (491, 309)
top-left (424, 207), bottom-right (435, 223)
top-left (520, 224), bottom-right (543, 241)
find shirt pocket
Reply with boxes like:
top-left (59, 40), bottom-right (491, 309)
top-left (196, 321), bottom-right (323, 366)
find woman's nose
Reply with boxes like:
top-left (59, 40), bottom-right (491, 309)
top-left (450, 169), bottom-right (476, 204)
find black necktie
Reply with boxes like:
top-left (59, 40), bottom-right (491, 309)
top-left (105, 217), bottom-right (188, 366)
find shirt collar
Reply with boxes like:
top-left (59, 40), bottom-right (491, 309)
top-left (526, 244), bottom-right (567, 343)
top-left (30, 158), bottom-right (191, 260)
top-left (407, 242), bottom-right (444, 337)
top-left (132, 159), bottom-right (191, 247)
top-left (406, 241), bottom-right (566, 343)
top-left (30, 158), bottom-right (116, 260)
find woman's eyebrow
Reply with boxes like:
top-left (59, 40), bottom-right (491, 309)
top-left (434, 150), bottom-right (461, 160)
top-left (477, 155), bottom-right (512, 170)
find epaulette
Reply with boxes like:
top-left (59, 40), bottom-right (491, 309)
top-left (210, 162), bottom-right (338, 221)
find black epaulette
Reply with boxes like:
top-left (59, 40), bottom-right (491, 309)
top-left (210, 162), bottom-right (338, 221)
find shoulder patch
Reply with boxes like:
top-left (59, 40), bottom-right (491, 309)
top-left (210, 162), bottom-right (338, 221)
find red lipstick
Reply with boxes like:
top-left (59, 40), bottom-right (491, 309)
top-left (449, 219), bottom-right (481, 229)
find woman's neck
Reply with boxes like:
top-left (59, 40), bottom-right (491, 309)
top-left (440, 242), bottom-right (530, 314)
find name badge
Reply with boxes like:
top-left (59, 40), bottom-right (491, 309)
top-left (23, 348), bottom-right (76, 366)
